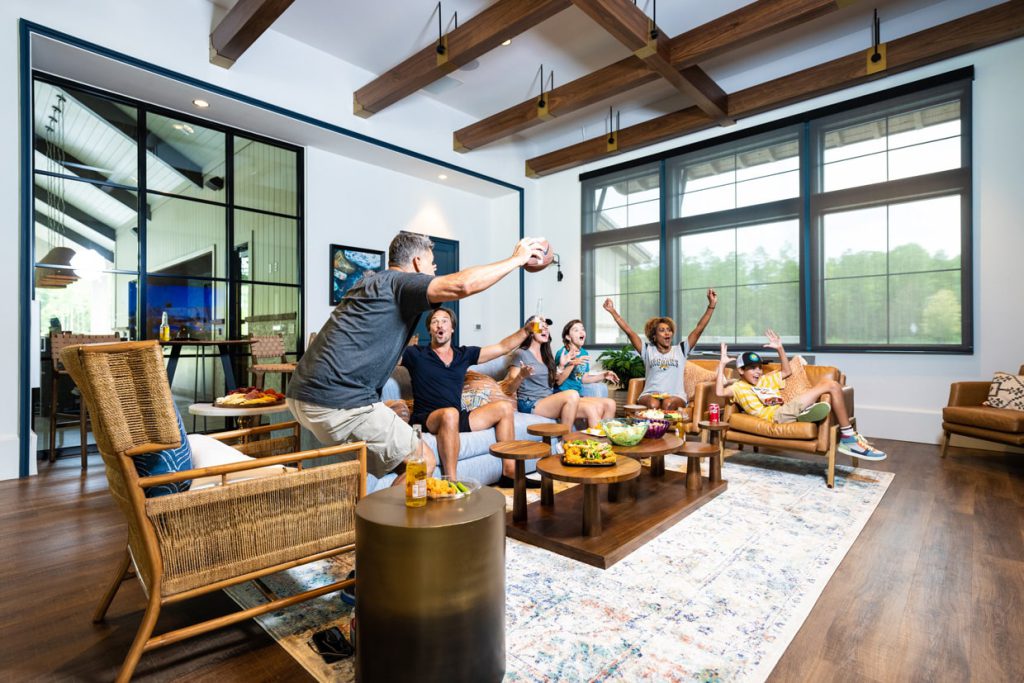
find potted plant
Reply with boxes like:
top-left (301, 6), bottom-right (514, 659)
top-left (597, 345), bottom-right (644, 415)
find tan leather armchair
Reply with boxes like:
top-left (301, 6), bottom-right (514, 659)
top-left (941, 364), bottom-right (1024, 456)
top-left (625, 359), bottom-right (720, 435)
top-left (719, 363), bottom-right (856, 488)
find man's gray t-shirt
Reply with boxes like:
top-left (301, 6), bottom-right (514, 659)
top-left (514, 348), bottom-right (554, 403)
top-left (640, 339), bottom-right (691, 400)
top-left (288, 270), bottom-right (434, 409)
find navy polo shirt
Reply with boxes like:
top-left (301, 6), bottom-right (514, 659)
top-left (402, 344), bottom-right (482, 421)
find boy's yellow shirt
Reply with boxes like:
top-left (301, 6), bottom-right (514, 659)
top-left (731, 370), bottom-right (786, 421)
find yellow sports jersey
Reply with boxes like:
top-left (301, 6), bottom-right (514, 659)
top-left (731, 371), bottom-right (786, 420)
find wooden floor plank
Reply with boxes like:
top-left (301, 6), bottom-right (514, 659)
top-left (3, 441), bottom-right (1022, 680)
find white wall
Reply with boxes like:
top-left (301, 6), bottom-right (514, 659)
top-left (532, 36), bottom-right (1024, 448)
top-left (0, 0), bottom-right (529, 479)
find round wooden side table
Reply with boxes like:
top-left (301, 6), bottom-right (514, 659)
top-left (680, 442), bottom-right (718, 490)
top-left (527, 423), bottom-right (570, 506)
top-left (355, 486), bottom-right (507, 682)
top-left (606, 433), bottom-right (684, 478)
top-left (536, 455), bottom-right (641, 536)
top-left (698, 420), bottom-right (729, 482)
top-left (488, 440), bottom-right (549, 522)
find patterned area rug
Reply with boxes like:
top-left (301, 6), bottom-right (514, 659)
top-left (224, 453), bottom-right (892, 682)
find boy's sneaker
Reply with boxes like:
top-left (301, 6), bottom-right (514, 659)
top-left (796, 402), bottom-right (830, 423)
top-left (838, 433), bottom-right (886, 461)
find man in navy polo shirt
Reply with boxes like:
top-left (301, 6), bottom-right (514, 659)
top-left (402, 307), bottom-right (529, 482)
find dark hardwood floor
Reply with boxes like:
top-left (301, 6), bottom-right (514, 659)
top-left (1, 440), bottom-right (1021, 681)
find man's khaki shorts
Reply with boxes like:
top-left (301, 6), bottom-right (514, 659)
top-left (286, 399), bottom-right (418, 477)
top-left (772, 399), bottom-right (805, 424)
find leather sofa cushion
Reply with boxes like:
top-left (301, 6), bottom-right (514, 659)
top-left (728, 412), bottom-right (818, 439)
top-left (943, 406), bottom-right (1024, 433)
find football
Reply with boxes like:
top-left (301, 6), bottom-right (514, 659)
top-left (524, 238), bottom-right (554, 273)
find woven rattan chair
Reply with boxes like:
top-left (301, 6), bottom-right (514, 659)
top-left (61, 340), bottom-right (365, 683)
top-left (48, 331), bottom-right (121, 467)
top-left (249, 334), bottom-right (297, 390)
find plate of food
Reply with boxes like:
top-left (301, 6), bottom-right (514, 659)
top-left (426, 476), bottom-right (480, 500)
top-left (561, 439), bottom-right (616, 466)
top-left (579, 425), bottom-right (606, 437)
top-left (213, 387), bottom-right (286, 407)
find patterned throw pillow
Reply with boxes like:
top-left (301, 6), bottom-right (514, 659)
top-left (462, 371), bottom-right (515, 410)
top-left (780, 356), bottom-right (814, 403)
top-left (132, 407), bottom-right (193, 498)
top-left (984, 372), bottom-right (1024, 411)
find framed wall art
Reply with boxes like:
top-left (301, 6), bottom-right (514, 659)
top-left (330, 244), bottom-right (385, 305)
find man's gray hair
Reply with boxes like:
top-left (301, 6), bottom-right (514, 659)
top-left (388, 231), bottom-right (434, 267)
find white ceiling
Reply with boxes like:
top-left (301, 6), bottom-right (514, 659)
top-left (210, 0), bottom-right (1002, 155)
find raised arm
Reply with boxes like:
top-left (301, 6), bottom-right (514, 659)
top-left (602, 298), bottom-right (642, 353)
top-left (685, 288), bottom-right (718, 350)
top-left (716, 342), bottom-right (736, 398)
top-left (478, 322), bottom-right (530, 364)
top-left (427, 238), bottom-right (546, 303)
top-left (763, 328), bottom-right (791, 378)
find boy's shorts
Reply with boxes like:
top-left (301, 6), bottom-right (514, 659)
top-left (772, 400), bottom-right (806, 424)
top-left (287, 399), bottom-right (418, 477)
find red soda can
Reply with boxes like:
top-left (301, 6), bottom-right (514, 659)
top-left (708, 403), bottom-right (720, 424)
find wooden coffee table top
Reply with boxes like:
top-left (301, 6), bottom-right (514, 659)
top-left (564, 432), bottom-right (684, 459)
top-left (680, 442), bottom-right (718, 457)
top-left (526, 423), bottom-right (570, 438)
top-left (698, 420), bottom-right (729, 431)
top-left (536, 455), bottom-right (640, 485)
top-left (489, 440), bottom-right (550, 460)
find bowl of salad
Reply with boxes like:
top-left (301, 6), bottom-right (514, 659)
top-left (600, 418), bottom-right (648, 446)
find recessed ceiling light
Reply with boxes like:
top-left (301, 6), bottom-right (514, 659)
top-left (438, 174), bottom-right (448, 180)
top-left (501, 39), bottom-right (512, 46)
top-left (173, 123), bottom-right (195, 135)
top-left (193, 99), bottom-right (210, 108)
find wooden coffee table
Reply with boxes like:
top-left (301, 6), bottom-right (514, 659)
top-left (680, 442), bottom-right (719, 490)
top-left (536, 456), bottom-right (640, 537)
top-left (606, 433), bottom-right (683, 478)
top-left (488, 440), bottom-right (549, 522)
top-left (527, 423), bottom-right (570, 507)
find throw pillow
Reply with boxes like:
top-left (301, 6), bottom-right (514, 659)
top-left (132, 406), bottom-right (192, 498)
top-left (683, 361), bottom-right (717, 401)
top-left (462, 371), bottom-right (515, 410)
top-left (984, 371), bottom-right (1024, 411)
top-left (780, 355), bottom-right (814, 403)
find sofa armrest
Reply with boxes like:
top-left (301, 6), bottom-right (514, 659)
top-left (626, 377), bottom-right (645, 405)
top-left (947, 381), bottom-right (990, 407)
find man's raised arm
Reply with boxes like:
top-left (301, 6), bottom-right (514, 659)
top-left (478, 322), bottom-right (531, 364)
top-left (427, 238), bottom-right (545, 303)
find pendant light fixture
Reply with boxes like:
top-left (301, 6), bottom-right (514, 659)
top-left (36, 90), bottom-right (79, 289)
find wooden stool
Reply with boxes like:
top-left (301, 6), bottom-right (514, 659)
top-left (488, 441), bottom-right (549, 522)
top-left (623, 404), bottom-right (645, 418)
top-left (680, 442), bottom-right (718, 490)
top-left (698, 420), bottom-right (729, 482)
top-left (527, 423), bottom-right (570, 506)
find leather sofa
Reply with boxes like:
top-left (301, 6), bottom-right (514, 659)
top-left (941, 364), bottom-right (1024, 456)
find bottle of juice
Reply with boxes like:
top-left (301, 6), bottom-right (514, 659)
top-left (405, 426), bottom-right (427, 508)
top-left (159, 311), bottom-right (171, 342)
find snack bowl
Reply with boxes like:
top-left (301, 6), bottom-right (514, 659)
top-left (600, 418), bottom-right (648, 447)
top-left (640, 418), bottom-right (670, 439)
top-left (425, 475), bottom-right (480, 500)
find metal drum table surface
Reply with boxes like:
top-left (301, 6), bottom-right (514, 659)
top-left (355, 485), bottom-right (507, 682)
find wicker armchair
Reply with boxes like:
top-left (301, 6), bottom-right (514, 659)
top-left (60, 340), bottom-right (365, 683)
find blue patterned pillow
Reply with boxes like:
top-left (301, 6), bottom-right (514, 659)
top-left (132, 407), bottom-right (193, 498)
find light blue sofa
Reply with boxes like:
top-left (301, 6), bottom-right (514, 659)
top-left (367, 352), bottom-right (608, 492)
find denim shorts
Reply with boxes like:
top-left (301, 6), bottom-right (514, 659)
top-left (517, 397), bottom-right (537, 414)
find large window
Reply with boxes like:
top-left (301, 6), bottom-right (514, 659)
top-left (580, 72), bottom-right (971, 353)
top-left (33, 74), bottom-right (304, 450)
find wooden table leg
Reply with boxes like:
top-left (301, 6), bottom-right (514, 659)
top-left (608, 482), bottom-right (621, 502)
top-left (513, 459), bottom-right (527, 523)
top-left (540, 475), bottom-right (554, 507)
top-left (582, 484), bottom-right (601, 536)
top-left (686, 456), bottom-right (703, 490)
top-left (709, 433), bottom-right (722, 483)
top-left (650, 454), bottom-right (665, 477)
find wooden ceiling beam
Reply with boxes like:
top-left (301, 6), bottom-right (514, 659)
top-left (353, 0), bottom-right (570, 118)
top-left (570, 0), bottom-right (730, 121)
top-left (525, 0), bottom-right (1024, 177)
top-left (455, 0), bottom-right (842, 151)
top-left (210, 0), bottom-right (296, 68)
